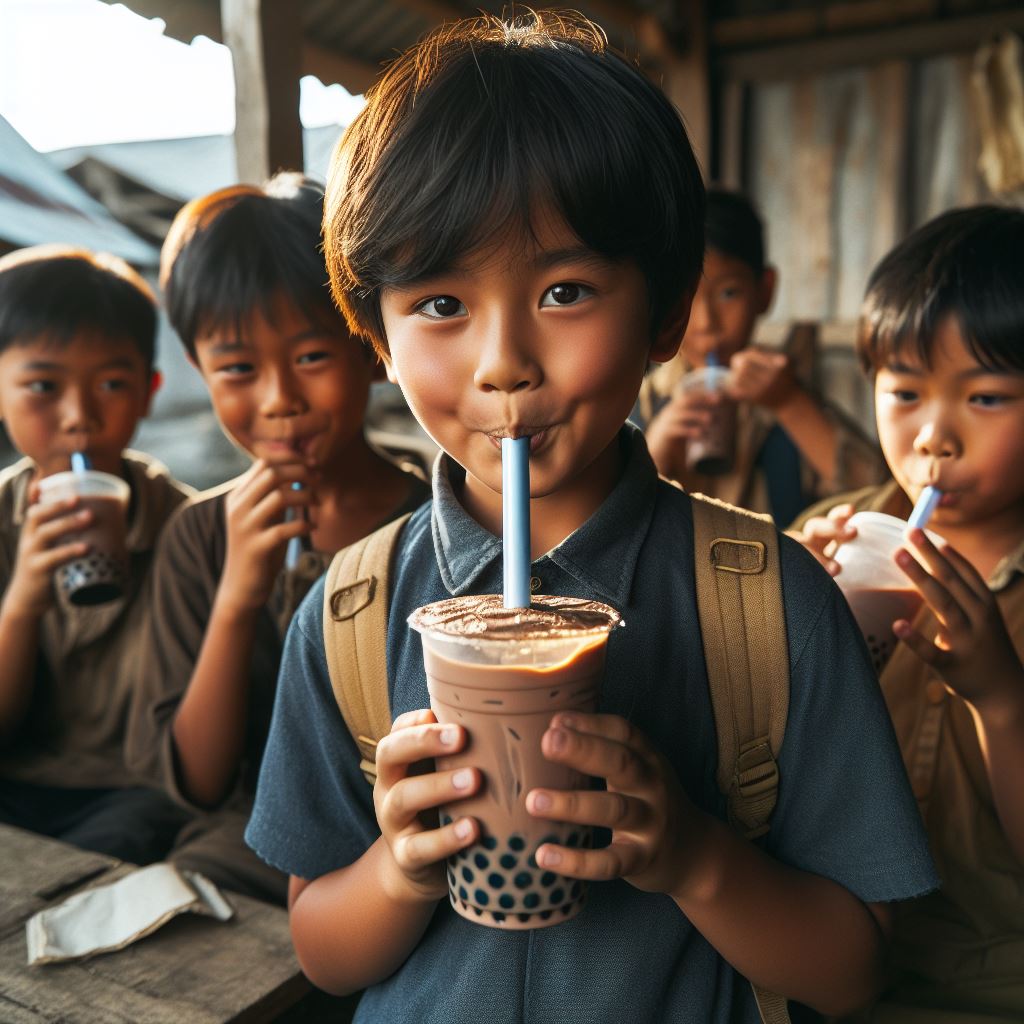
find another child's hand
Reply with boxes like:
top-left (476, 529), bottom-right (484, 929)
top-left (645, 389), bottom-right (721, 476)
top-left (374, 709), bottom-right (480, 903)
top-left (894, 528), bottom-right (1023, 711)
top-left (786, 502), bottom-right (856, 576)
top-left (727, 348), bottom-right (798, 410)
top-left (220, 459), bottom-right (313, 610)
top-left (526, 713), bottom-right (697, 898)
top-left (4, 491), bottom-right (91, 618)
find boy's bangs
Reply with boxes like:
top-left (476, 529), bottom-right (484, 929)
top-left (344, 36), bottom-right (702, 330)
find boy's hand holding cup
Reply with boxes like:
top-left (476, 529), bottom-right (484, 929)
top-left (727, 347), bottom-right (798, 411)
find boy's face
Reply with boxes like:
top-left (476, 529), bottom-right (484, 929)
top-left (874, 315), bottom-right (1024, 531)
top-left (379, 214), bottom-right (683, 502)
top-left (0, 332), bottom-right (154, 478)
top-left (192, 294), bottom-right (374, 471)
top-left (680, 249), bottom-right (774, 366)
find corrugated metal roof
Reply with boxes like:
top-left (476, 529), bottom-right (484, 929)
top-left (0, 115), bottom-right (158, 266)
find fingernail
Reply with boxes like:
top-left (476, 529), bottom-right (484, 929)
top-left (440, 726), bottom-right (458, 747)
top-left (454, 818), bottom-right (473, 840)
top-left (895, 550), bottom-right (911, 567)
top-left (452, 769), bottom-right (474, 790)
top-left (539, 847), bottom-right (561, 867)
top-left (557, 714), bottom-right (576, 730)
top-left (532, 791), bottom-right (552, 812)
top-left (549, 729), bottom-right (567, 753)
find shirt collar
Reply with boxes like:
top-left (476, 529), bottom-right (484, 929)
top-left (431, 424), bottom-right (659, 606)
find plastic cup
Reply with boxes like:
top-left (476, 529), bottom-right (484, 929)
top-left (677, 365), bottom-right (736, 476)
top-left (409, 594), bottom-right (621, 930)
top-left (37, 470), bottom-right (130, 606)
top-left (833, 511), bottom-right (933, 674)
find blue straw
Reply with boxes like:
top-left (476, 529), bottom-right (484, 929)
top-left (70, 451), bottom-right (91, 473)
top-left (285, 482), bottom-right (308, 569)
top-left (908, 485), bottom-right (942, 529)
top-left (502, 437), bottom-right (531, 608)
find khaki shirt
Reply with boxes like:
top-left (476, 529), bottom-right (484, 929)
top-left (0, 452), bottom-right (193, 789)
top-left (797, 482), bottom-right (1024, 1017)
top-left (125, 471), bottom-right (431, 815)
top-left (636, 356), bottom-right (885, 522)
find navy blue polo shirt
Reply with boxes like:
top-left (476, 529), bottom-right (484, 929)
top-left (247, 426), bottom-right (937, 1024)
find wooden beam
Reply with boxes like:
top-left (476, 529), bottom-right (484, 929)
top-left (717, 78), bottom-right (747, 189)
top-left (720, 9), bottom-right (1024, 82)
top-left (222, 0), bottom-right (303, 184)
top-left (303, 42), bottom-right (380, 95)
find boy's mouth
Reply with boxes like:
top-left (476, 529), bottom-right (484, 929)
top-left (485, 428), bottom-right (550, 453)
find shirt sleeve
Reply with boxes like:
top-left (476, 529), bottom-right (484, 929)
top-left (245, 577), bottom-right (379, 880)
top-left (764, 535), bottom-right (939, 902)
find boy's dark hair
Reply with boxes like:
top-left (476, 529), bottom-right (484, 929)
top-left (0, 245), bottom-right (157, 370)
top-left (859, 204), bottom-right (1024, 374)
top-left (160, 172), bottom-right (337, 358)
top-left (326, 10), bottom-right (705, 357)
top-left (705, 188), bottom-right (765, 274)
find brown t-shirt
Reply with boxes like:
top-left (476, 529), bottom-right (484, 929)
top-left (796, 483), bottom-right (1024, 1016)
top-left (0, 452), bottom-right (194, 789)
top-left (125, 470), bottom-right (431, 815)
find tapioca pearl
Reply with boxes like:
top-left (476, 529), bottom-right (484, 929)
top-left (540, 872), bottom-right (557, 887)
top-left (482, 835), bottom-right (498, 851)
top-left (508, 835), bottom-right (526, 852)
top-left (560, 903), bottom-right (573, 916)
top-left (540, 910), bottom-right (553, 921)
top-left (493, 912), bottom-right (506, 923)
top-left (487, 873), bottom-right (505, 889)
top-left (570, 882), bottom-right (582, 899)
top-left (523, 892), bottom-right (540, 910)
top-left (540, 833), bottom-right (559, 848)
top-left (459, 886), bottom-right (468, 901)
top-left (566, 832), bottom-right (581, 848)
top-left (474, 889), bottom-right (489, 906)
top-left (518, 913), bottom-right (531, 923)
top-left (473, 906), bottom-right (483, 916)
top-left (499, 853), bottom-right (517, 870)
top-left (550, 887), bottom-right (565, 905)
top-left (474, 852), bottom-right (489, 870)
top-left (440, 814), bottom-right (452, 827)
top-left (514, 872), bottom-right (532, 890)
top-left (527, 852), bottom-right (538, 869)
top-left (499, 894), bottom-right (515, 910)
top-left (461, 866), bottom-right (474, 883)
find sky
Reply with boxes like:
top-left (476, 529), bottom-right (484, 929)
top-left (0, 0), bottom-right (366, 152)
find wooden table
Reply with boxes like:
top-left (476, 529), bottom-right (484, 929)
top-left (0, 824), bottom-right (357, 1023)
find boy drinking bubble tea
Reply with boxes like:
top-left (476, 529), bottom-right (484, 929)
top-left (0, 246), bottom-right (193, 862)
top-left (792, 205), bottom-right (1024, 1022)
top-left (246, 14), bottom-right (937, 1021)
top-left (639, 189), bottom-right (884, 526)
top-left (125, 175), bottom-right (428, 903)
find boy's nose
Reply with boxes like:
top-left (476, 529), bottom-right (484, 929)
top-left (473, 328), bottom-right (542, 395)
top-left (60, 387), bottom-right (98, 434)
top-left (913, 419), bottom-right (961, 460)
top-left (685, 291), bottom-right (718, 337)
top-left (259, 370), bottom-right (306, 417)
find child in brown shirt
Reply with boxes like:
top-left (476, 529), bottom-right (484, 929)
top-left (125, 175), bottom-right (429, 904)
top-left (0, 245), bottom-right (193, 862)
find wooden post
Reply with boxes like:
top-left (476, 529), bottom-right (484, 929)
top-left (221, 0), bottom-right (303, 185)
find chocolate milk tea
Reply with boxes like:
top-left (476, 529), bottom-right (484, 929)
top-left (409, 595), bottom-right (621, 929)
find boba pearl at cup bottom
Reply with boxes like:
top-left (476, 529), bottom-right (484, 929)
top-left (409, 594), bottom-right (621, 930)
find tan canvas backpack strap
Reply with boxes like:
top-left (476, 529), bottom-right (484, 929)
top-left (322, 512), bottom-right (412, 786)
top-left (690, 493), bottom-right (791, 1024)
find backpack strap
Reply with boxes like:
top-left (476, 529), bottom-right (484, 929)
top-left (322, 513), bottom-right (412, 785)
top-left (690, 493), bottom-right (791, 1024)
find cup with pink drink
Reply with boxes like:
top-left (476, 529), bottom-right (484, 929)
top-left (832, 487), bottom-right (942, 674)
top-left (408, 437), bottom-right (621, 929)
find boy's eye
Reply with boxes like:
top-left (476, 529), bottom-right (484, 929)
top-left (881, 388), bottom-right (918, 404)
top-left (415, 296), bottom-right (465, 320)
top-left (296, 350), bottom-right (332, 366)
top-left (540, 283), bottom-right (592, 307)
top-left (218, 362), bottom-right (255, 376)
top-left (719, 286), bottom-right (742, 301)
top-left (26, 380), bottom-right (55, 394)
top-left (99, 378), bottom-right (129, 392)
top-left (969, 392), bottom-right (1008, 408)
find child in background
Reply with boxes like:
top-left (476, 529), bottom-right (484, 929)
top-left (792, 206), bottom-right (1024, 1022)
top-left (0, 246), bottom-right (193, 862)
top-left (125, 175), bottom-right (429, 904)
top-left (245, 15), bottom-right (937, 1022)
top-left (639, 188), bottom-right (884, 525)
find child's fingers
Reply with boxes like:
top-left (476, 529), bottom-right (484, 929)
top-left (526, 786), bottom-right (647, 831)
top-left (534, 837), bottom-right (643, 881)
top-left (35, 541), bottom-right (91, 571)
top-left (30, 508), bottom-right (92, 547)
top-left (375, 721), bottom-right (464, 786)
top-left (906, 528), bottom-right (990, 604)
top-left (542, 716), bottom-right (652, 790)
top-left (24, 497), bottom-right (80, 527)
top-left (391, 708), bottom-right (437, 731)
top-left (379, 766), bottom-right (479, 827)
top-left (391, 815), bottom-right (478, 873)
top-left (893, 620), bottom-right (948, 669)
top-left (894, 548), bottom-right (970, 634)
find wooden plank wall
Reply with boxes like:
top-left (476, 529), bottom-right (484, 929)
top-left (742, 48), bottom-right (1007, 429)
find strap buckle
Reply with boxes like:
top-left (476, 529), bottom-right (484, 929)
top-left (710, 538), bottom-right (766, 574)
top-left (330, 576), bottom-right (377, 620)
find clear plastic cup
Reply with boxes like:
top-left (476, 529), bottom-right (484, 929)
top-left (676, 365), bottom-right (736, 476)
top-left (833, 511), bottom-right (932, 674)
top-left (37, 470), bottom-right (130, 606)
top-left (409, 595), bottom-right (621, 930)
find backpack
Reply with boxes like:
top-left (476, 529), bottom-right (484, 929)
top-left (322, 493), bottom-right (790, 1024)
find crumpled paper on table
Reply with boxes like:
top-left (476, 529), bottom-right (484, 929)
top-left (26, 862), bottom-right (234, 965)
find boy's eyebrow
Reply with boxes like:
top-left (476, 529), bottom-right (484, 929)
top-left (205, 339), bottom-right (250, 355)
top-left (883, 361), bottom-right (924, 375)
top-left (531, 247), bottom-right (617, 271)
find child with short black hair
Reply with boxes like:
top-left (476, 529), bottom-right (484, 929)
top-left (125, 174), bottom-right (429, 904)
top-left (245, 14), bottom-right (937, 1020)
top-left (0, 245), bottom-right (193, 862)
top-left (792, 205), bottom-right (1024, 1022)
top-left (640, 187), bottom-right (884, 525)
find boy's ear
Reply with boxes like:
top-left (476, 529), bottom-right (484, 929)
top-left (143, 369), bottom-right (162, 416)
top-left (758, 266), bottom-right (778, 316)
top-left (649, 291), bottom-right (694, 365)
